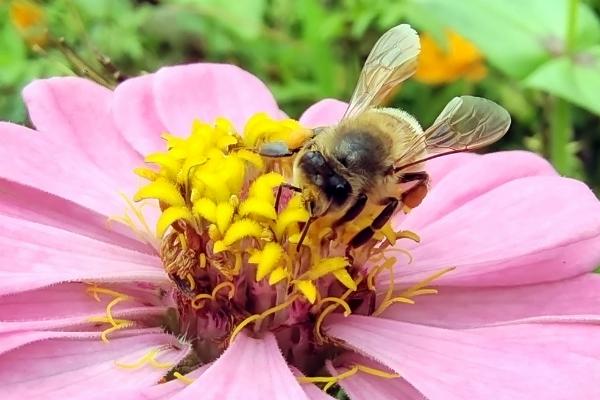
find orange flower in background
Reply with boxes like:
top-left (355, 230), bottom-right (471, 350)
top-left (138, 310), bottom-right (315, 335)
top-left (415, 30), bottom-right (487, 85)
top-left (9, 0), bottom-right (48, 47)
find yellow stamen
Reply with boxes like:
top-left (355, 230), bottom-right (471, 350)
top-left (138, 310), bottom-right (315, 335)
top-left (411, 288), bottom-right (439, 296)
top-left (233, 251), bottom-right (243, 275)
top-left (372, 258), bottom-right (399, 316)
top-left (229, 295), bottom-right (299, 344)
top-left (105, 296), bottom-right (128, 327)
top-left (373, 266), bottom-right (455, 317)
top-left (185, 274), bottom-right (196, 291)
top-left (401, 267), bottom-right (456, 297)
top-left (316, 297), bottom-right (352, 317)
top-left (371, 247), bottom-right (413, 264)
top-left (120, 193), bottom-right (154, 238)
top-left (299, 363), bottom-right (400, 392)
top-left (396, 230), bottom-right (421, 243)
top-left (191, 293), bottom-right (213, 310)
top-left (115, 347), bottom-right (173, 369)
top-left (173, 371), bottom-right (194, 385)
top-left (298, 366), bottom-right (360, 392)
top-left (87, 316), bottom-right (131, 325)
top-left (101, 322), bottom-right (134, 343)
top-left (356, 364), bottom-right (400, 379)
top-left (314, 277), bottom-right (363, 344)
top-left (373, 297), bottom-right (415, 316)
top-left (367, 257), bottom-right (396, 291)
top-left (229, 314), bottom-right (262, 344)
top-left (212, 281), bottom-right (235, 299)
top-left (199, 253), bottom-right (207, 269)
top-left (86, 286), bottom-right (130, 301)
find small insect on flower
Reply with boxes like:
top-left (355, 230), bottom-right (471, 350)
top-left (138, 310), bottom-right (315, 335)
top-left (259, 25), bottom-right (511, 255)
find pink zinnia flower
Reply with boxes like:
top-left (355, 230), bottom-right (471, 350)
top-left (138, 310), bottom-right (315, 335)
top-left (1, 63), bottom-right (600, 400)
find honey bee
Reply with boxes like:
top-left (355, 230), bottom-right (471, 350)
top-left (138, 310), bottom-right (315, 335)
top-left (261, 24), bottom-right (511, 250)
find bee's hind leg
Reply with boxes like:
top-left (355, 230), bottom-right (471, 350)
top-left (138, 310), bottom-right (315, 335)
top-left (397, 171), bottom-right (429, 210)
top-left (347, 197), bottom-right (399, 250)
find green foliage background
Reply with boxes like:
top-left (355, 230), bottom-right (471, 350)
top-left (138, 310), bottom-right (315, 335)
top-left (1, 0), bottom-right (599, 189)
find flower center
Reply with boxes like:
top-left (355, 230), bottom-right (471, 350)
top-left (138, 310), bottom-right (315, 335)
top-left (130, 113), bottom-right (450, 381)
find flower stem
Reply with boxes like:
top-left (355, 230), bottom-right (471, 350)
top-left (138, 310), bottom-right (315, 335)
top-left (549, 0), bottom-right (578, 175)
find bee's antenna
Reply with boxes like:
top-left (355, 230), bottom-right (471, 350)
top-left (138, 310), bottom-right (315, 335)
top-left (296, 216), bottom-right (315, 252)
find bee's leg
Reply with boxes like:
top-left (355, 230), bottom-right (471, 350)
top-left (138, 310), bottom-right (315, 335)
top-left (398, 171), bottom-right (429, 210)
top-left (275, 183), bottom-right (302, 212)
top-left (333, 193), bottom-right (368, 228)
top-left (296, 216), bottom-right (315, 251)
top-left (348, 197), bottom-right (399, 249)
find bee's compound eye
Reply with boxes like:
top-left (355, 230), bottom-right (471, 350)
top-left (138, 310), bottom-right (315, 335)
top-left (329, 176), bottom-right (351, 205)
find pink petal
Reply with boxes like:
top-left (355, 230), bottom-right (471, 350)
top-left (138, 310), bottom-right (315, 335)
top-left (301, 383), bottom-right (337, 400)
top-left (327, 315), bottom-right (600, 400)
top-left (0, 180), bottom-right (150, 252)
top-left (424, 152), bottom-right (479, 187)
top-left (387, 176), bottom-right (600, 286)
top-left (382, 273), bottom-right (600, 328)
top-left (470, 322), bottom-right (600, 358)
top-left (292, 368), bottom-right (337, 400)
top-left (0, 330), bottom-right (189, 398)
top-left (22, 77), bottom-right (142, 190)
top-left (299, 99), bottom-right (347, 127)
top-left (0, 122), bottom-right (132, 217)
top-left (0, 213), bottom-right (166, 295)
top-left (112, 74), bottom-right (168, 155)
top-left (0, 282), bottom-right (166, 332)
top-left (401, 151), bottom-right (556, 229)
top-left (153, 63), bottom-right (281, 134)
top-left (171, 332), bottom-right (309, 400)
top-left (326, 356), bottom-right (425, 400)
top-left (91, 363), bottom-right (213, 400)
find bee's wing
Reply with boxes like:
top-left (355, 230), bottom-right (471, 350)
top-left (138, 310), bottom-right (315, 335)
top-left (394, 96), bottom-right (511, 171)
top-left (343, 24), bottom-right (421, 120)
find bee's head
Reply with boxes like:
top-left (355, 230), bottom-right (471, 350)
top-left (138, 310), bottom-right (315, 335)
top-left (294, 147), bottom-right (352, 217)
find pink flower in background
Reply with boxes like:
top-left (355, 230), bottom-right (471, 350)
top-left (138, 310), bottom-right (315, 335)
top-left (1, 63), bottom-right (600, 400)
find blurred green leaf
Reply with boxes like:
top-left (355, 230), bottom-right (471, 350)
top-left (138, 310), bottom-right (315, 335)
top-left (0, 13), bottom-right (27, 85)
top-left (524, 47), bottom-right (600, 115)
top-left (420, 0), bottom-right (600, 79)
top-left (173, 0), bottom-right (266, 40)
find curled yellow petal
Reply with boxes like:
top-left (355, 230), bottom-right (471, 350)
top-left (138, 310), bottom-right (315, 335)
top-left (333, 269), bottom-right (357, 291)
top-left (222, 219), bottom-right (264, 247)
top-left (216, 202), bottom-right (234, 234)
top-left (156, 206), bottom-right (194, 238)
top-left (134, 178), bottom-right (185, 207)
top-left (235, 149), bottom-right (264, 169)
top-left (217, 135), bottom-right (238, 150)
top-left (252, 242), bottom-right (284, 281)
top-left (304, 257), bottom-right (349, 281)
top-left (239, 198), bottom-right (277, 220)
top-left (243, 112), bottom-right (271, 147)
top-left (144, 153), bottom-right (181, 178)
top-left (213, 240), bottom-right (226, 254)
top-left (249, 172), bottom-right (285, 202)
top-left (275, 207), bottom-right (309, 238)
top-left (193, 198), bottom-right (217, 223)
top-left (295, 280), bottom-right (317, 304)
top-left (268, 267), bottom-right (288, 285)
top-left (133, 167), bottom-right (159, 181)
